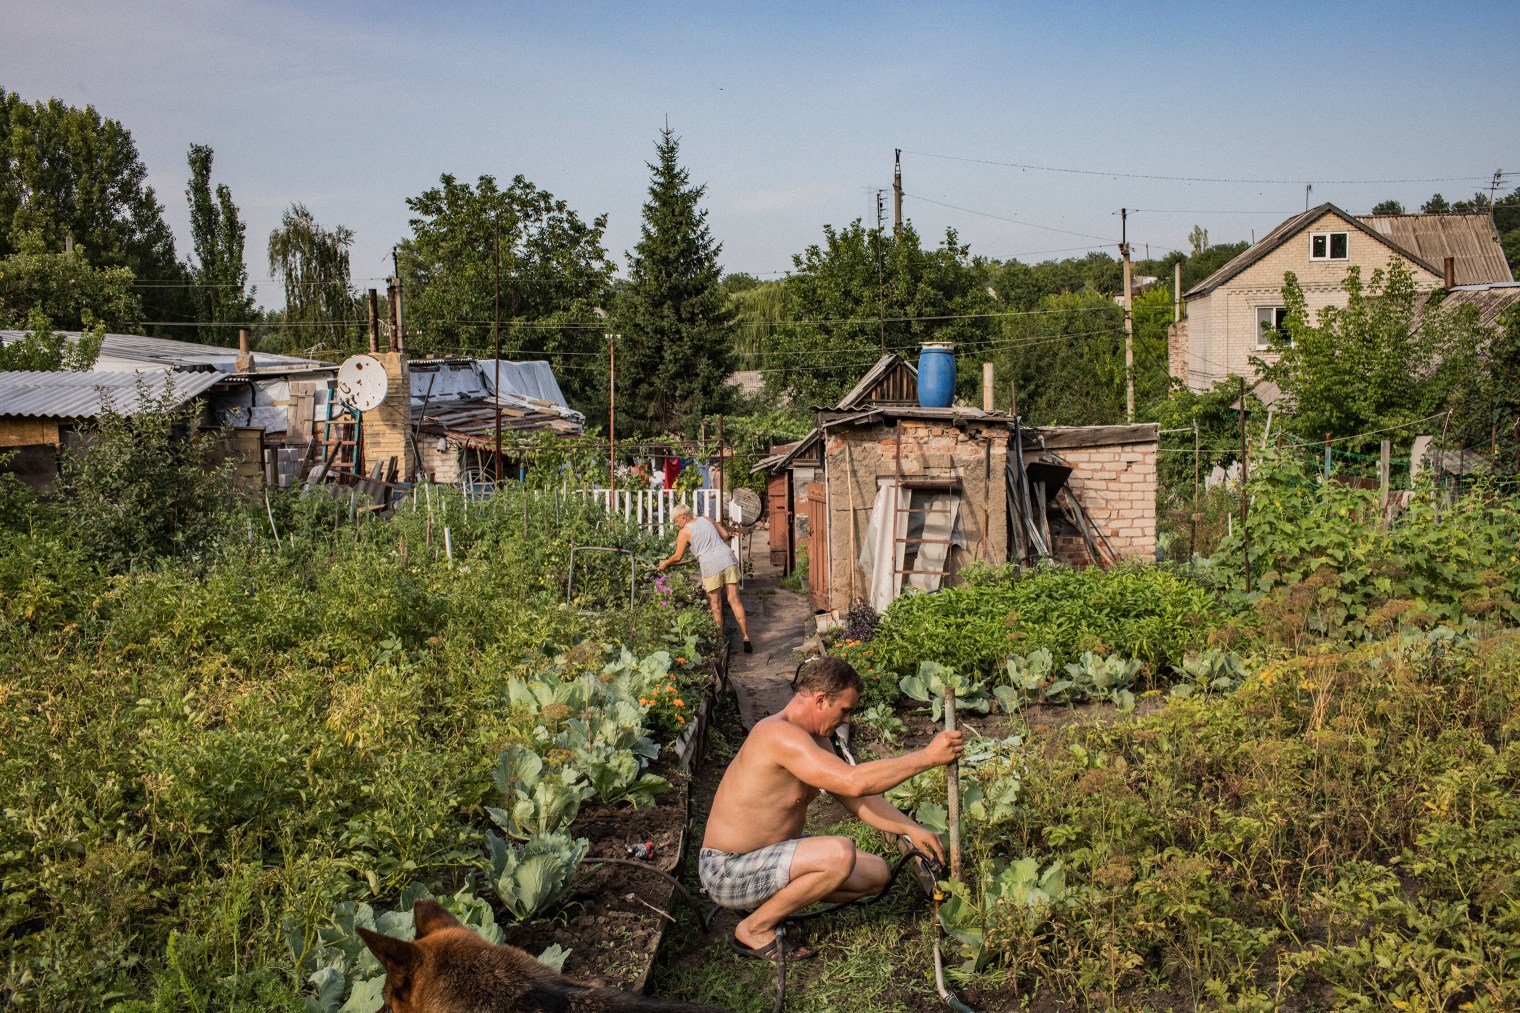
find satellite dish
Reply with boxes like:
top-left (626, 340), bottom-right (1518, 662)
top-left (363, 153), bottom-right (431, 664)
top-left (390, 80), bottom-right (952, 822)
top-left (336, 354), bottom-right (388, 412)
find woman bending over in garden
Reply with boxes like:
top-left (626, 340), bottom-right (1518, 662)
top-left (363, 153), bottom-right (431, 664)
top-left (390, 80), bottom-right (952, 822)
top-left (655, 504), bottom-right (753, 653)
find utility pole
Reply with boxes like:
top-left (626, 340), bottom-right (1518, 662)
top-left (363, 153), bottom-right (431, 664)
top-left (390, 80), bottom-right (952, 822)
top-left (391, 247), bottom-right (406, 353)
top-left (1238, 376), bottom-right (1250, 590)
top-left (1121, 208), bottom-right (1134, 422)
top-left (1490, 168), bottom-right (1504, 208)
top-left (493, 215), bottom-right (503, 484)
top-left (607, 335), bottom-right (618, 489)
top-left (875, 189), bottom-right (887, 354)
top-left (893, 149), bottom-right (903, 238)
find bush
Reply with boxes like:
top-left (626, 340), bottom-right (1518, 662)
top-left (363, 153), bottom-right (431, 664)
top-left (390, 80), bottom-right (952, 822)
top-left (870, 562), bottom-right (1220, 681)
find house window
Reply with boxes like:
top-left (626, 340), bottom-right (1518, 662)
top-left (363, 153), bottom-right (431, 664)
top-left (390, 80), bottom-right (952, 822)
top-left (1255, 306), bottom-right (1289, 349)
top-left (1310, 231), bottom-right (1348, 260)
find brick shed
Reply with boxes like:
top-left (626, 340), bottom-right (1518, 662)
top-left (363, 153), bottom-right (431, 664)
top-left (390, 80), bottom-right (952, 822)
top-left (758, 354), bottom-right (1159, 616)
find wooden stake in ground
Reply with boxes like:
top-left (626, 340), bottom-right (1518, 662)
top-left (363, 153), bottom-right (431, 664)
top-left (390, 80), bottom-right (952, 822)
top-left (1238, 377), bottom-right (1250, 591)
top-left (944, 686), bottom-right (962, 882)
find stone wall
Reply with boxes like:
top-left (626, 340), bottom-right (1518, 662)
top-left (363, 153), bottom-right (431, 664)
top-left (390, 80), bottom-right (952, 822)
top-left (1054, 441), bottom-right (1157, 561)
top-left (822, 420), bottom-right (1010, 615)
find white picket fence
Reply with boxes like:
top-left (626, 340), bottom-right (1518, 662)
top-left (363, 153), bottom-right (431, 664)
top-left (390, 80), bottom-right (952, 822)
top-left (568, 487), bottom-right (728, 535)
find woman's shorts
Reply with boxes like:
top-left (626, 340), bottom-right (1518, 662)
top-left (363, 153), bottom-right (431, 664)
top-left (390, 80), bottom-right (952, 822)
top-left (698, 838), bottom-right (801, 910)
top-left (701, 564), bottom-right (741, 593)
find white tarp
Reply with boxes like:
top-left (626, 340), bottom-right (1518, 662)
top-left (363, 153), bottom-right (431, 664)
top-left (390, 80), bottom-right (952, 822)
top-left (859, 482), bottom-right (967, 610)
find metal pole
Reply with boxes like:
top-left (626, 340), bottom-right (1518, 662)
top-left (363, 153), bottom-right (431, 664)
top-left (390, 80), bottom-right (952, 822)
top-left (718, 414), bottom-right (726, 524)
top-left (391, 247), bottom-right (405, 354)
top-left (1121, 209), bottom-right (1134, 423)
top-left (1239, 377), bottom-right (1250, 591)
top-left (1190, 420), bottom-right (1199, 564)
top-left (493, 215), bottom-right (503, 484)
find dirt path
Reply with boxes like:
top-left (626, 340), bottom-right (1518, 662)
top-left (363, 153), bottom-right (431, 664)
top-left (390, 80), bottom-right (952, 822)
top-left (722, 536), bottom-right (816, 729)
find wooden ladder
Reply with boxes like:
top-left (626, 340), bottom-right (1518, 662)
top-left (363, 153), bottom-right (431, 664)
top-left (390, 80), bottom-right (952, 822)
top-left (317, 414), bottom-right (361, 475)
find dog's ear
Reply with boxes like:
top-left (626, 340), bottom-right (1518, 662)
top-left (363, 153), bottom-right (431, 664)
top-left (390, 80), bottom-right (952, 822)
top-left (411, 898), bottom-right (463, 938)
top-left (357, 925), bottom-right (418, 979)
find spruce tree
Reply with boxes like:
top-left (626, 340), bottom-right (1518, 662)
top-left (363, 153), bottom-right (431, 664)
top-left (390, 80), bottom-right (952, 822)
top-left (618, 128), bottom-right (734, 434)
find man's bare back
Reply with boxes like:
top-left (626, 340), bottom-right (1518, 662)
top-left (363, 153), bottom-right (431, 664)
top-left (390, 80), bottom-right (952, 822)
top-left (704, 712), bottom-right (825, 854)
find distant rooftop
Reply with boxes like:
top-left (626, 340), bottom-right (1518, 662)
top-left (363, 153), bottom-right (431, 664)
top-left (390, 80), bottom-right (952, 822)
top-left (0, 369), bottom-right (225, 419)
top-left (0, 330), bottom-right (329, 374)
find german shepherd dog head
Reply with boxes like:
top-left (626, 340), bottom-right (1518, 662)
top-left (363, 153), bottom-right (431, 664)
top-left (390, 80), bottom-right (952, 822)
top-left (357, 898), bottom-right (728, 1012)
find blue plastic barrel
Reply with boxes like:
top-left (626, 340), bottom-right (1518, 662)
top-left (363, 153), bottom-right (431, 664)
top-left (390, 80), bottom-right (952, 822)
top-left (917, 342), bottom-right (956, 408)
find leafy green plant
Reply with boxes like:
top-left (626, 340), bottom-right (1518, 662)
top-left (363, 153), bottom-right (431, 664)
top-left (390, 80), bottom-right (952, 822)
top-left (991, 648), bottom-right (1055, 713)
top-left (484, 831), bottom-right (591, 921)
top-left (1168, 648), bottom-right (1247, 699)
top-left (486, 746), bottom-right (592, 840)
top-left (898, 661), bottom-right (991, 721)
top-left (939, 857), bottom-right (1066, 972)
top-left (1051, 652), bottom-right (1140, 710)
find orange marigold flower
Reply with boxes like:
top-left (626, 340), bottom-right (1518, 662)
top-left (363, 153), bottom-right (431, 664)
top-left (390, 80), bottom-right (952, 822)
top-left (674, 699), bottom-right (685, 708)
top-left (677, 657), bottom-right (688, 664)
top-left (676, 715), bottom-right (686, 724)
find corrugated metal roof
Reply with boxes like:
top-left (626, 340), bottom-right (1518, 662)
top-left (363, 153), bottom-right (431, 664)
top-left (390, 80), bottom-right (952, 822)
top-left (1356, 214), bottom-right (1513, 285)
top-left (1419, 282), bottom-right (1520, 330)
top-left (0, 330), bottom-right (328, 372)
top-left (0, 369), bottom-right (224, 419)
top-left (1184, 203), bottom-right (1443, 299)
top-left (479, 360), bottom-right (569, 407)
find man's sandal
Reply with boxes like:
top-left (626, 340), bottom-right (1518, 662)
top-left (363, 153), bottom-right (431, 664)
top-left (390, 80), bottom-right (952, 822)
top-left (729, 934), bottom-right (816, 962)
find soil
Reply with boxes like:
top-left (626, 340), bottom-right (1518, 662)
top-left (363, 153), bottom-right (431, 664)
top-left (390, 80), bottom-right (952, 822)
top-left (496, 756), bottom-right (692, 990)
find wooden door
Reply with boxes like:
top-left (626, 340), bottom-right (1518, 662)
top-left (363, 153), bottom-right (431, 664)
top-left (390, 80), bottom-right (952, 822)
top-left (767, 473), bottom-right (791, 571)
top-left (804, 481), bottom-right (829, 611)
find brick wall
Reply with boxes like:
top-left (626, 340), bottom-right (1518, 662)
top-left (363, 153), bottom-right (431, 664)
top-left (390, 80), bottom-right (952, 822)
top-left (1055, 441), bottom-right (1157, 561)
top-left (823, 420), bottom-right (1010, 614)
top-left (1183, 210), bottom-right (1443, 391)
top-left (360, 352), bottom-right (414, 480)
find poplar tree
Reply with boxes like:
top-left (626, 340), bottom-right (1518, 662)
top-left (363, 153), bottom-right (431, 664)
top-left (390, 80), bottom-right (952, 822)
top-left (185, 144), bottom-right (254, 341)
top-left (617, 129), bottom-right (734, 434)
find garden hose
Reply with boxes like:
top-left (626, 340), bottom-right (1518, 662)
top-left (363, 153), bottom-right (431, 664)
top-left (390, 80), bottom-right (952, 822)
top-left (769, 846), bottom-right (956, 1011)
top-left (579, 856), bottom-right (719, 932)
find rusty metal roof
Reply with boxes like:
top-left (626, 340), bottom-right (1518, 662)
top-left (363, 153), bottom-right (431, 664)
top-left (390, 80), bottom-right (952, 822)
top-left (1356, 213), bottom-right (1512, 285)
top-left (0, 369), bottom-right (224, 419)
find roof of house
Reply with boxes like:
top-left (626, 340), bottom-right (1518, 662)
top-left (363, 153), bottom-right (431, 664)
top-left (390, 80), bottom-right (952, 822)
top-left (408, 358), bottom-right (583, 443)
top-left (1418, 281), bottom-right (1520, 330)
top-left (1183, 203), bottom-right (1443, 299)
top-left (1356, 213), bottom-right (1512, 286)
top-left (0, 330), bottom-right (329, 373)
top-left (837, 353), bottom-right (918, 409)
top-left (0, 369), bottom-right (225, 419)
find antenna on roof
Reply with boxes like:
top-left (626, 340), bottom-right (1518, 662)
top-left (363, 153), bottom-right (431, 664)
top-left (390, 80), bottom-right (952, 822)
top-left (1305, 183), bottom-right (1313, 211)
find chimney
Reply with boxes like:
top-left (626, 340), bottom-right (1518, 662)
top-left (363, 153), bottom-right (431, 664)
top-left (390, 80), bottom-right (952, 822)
top-left (1443, 256), bottom-right (1456, 289)
top-left (386, 280), bottom-right (400, 352)
top-left (236, 328), bottom-right (255, 373)
top-left (367, 289), bottom-right (380, 353)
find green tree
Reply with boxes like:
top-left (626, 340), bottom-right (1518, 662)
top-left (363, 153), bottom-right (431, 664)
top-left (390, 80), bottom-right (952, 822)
top-left (398, 172), bottom-right (613, 405)
top-left (57, 385), bottom-right (235, 570)
top-left (1371, 199), bottom-right (1406, 215)
top-left (0, 88), bottom-right (190, 327)
top-left (0, 230), bottom-right (142, 330)
top-left (0, 309), bottom-right (103, 371)
top-left (1256, 259), bottom-right (1435, 445)
top-left (1420, 193), bottom-right (1451, 214)
top-left (990, 291), bottom-right (1125, 424)
top-left (185, 144), bottom-right (254, 341)
top-left (760, 220), bottom-right (993, 408)
top-left (616, 129), bottom-right (735, 434)
top-left (267, 204), bottom-right (355, 352)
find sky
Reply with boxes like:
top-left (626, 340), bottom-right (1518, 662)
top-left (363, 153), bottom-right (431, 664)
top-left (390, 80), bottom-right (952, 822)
top-left (4, 0), bottom-right (1517, 312)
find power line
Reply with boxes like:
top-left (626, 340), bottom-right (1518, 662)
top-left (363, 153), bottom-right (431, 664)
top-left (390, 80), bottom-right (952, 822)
top-left (902, 191), bottom-right (1116, 243)
top-left (900, 150), bottom-right (1499, 187)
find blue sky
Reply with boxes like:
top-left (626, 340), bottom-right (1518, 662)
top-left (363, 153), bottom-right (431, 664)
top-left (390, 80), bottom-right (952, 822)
top-left (5, 0), bottom-right (1516, 308)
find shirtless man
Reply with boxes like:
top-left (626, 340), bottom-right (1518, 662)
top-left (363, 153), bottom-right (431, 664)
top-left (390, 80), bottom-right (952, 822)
top-left (699, 657), bottom-right (964, 960)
